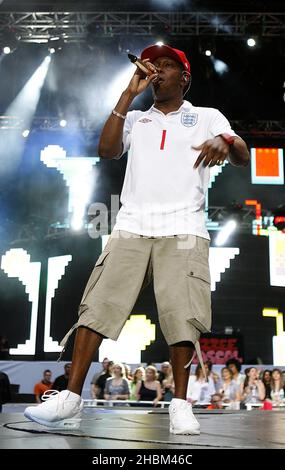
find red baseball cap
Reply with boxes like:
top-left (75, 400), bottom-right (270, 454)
top-left (141, 44), bottom-right (190, 73)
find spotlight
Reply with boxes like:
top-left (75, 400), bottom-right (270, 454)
top-left (247, 38), bottom-right (256, 47)
top-left (156, 41), bottom-right (164, 46)
top-left (211, 57), bottom-right (229, 75)
top-left (215, 220), bottom-right (237, 246)
top-left (199, 39), bottom-right (216, 57)
top-left (49, 47), bottom-right (56, 54)
top-left (59, 119), bottom-right (67, 128)
top-left (22, 129), bottom-right (30, 138)
top-left (1, 29), bottom-right (19, 54)
top-left (1, 56), bottom-right (51, 175)
top-left (106, 64), bottom-right (134, 108)
top-left (71, 216), bottom-right (84, 231)
top-left (47, 36), bottom-right (65, 52)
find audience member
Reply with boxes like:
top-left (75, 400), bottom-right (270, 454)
top-left (161, 363), bottom-right (175, 401)
top-left (104, 363), bottom-right (130, 401)
top-left (52, 363), bottom-right (71, 391)
top-left (123, 363), bottom-right (133, 381)
top-left (240, 367), bottom-right (265, 405)
top-left (158, 361), bottom-right (171, 384)
top-left (94, 361), bottom-right (114, 399)
top-left (130, 367), bottom-right (145, 400)
top-left (136, 365), bottom-right (162, 407)
top-left (206, 360), bottom-right (220, 388)
top-left (91, 358), bottom-right (111, 398)
top-left (207, 393), bottom-right (223, 410)
top-left (34, 370), bottom-right (52, 403)
top-left (270, 368), bottom-right (285, 404)
top-left (226, 358), bottom-right (245, 386)
top-left (218, 367), bottom-right (240, 403)
top-left (261, 369), bottom-right (272, 399)
top-left (187, 363), bottom-right (216, 405)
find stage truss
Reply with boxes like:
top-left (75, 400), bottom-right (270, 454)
top-left (0, 11), bottom-right (284, 43)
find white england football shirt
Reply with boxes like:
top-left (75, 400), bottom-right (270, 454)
top-left (113, 100), bottom-right (237, 239)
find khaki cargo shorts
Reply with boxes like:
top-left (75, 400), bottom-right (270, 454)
top-left (61, 230), bottom-right (211, 350)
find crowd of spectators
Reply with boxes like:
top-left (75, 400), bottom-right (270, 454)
top-left (187, 359), bottom-right (285, 409)
top-left (1, 357), bottom-right (285, 410)
top-left (88, 357), bottom-right (285, 409)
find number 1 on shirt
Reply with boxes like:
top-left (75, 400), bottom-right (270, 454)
top-left (160, 130), bottom-right (167, 150)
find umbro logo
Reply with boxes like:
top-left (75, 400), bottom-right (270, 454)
top-left (138, 118), bottom-right (152, 123)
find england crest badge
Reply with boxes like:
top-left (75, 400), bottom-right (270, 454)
top-left (181, 112), bottom-right (198, 127)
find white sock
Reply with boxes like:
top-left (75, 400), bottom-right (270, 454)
top-left (66, 390), bottom-right (81, 400)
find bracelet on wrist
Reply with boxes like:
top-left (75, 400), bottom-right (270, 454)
top-left (112, 109), bottom-right (126, 120)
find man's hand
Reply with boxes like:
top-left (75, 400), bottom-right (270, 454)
top-left (125, 58), bottom-right (158, 98)
top-left (99, 58), bottom-right (157, 159)
top-left (192, 136), bottom-right (229, 169)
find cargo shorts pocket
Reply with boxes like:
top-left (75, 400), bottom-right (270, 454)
top-left (187, 260), bottom-right (211, 333)
top-left (80, 251), bottom-right (110, 305)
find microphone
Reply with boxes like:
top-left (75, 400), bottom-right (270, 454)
top-left (128, 53), bottom-right (156, 76)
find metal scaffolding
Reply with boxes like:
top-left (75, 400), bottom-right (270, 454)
top-left (0, 11), bottom-right (284, 43)
top-left (1, 115), bottom-right (284, 136)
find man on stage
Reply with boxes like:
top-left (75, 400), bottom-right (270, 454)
top-left (24, 44), bottom-right (249, 434)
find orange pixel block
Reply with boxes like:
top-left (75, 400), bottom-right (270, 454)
top-left (255, 148), bottom-right (280, 177)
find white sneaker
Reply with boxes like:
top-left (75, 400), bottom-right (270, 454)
top-left (169, 398), bottom-right (200, 435)
top-left (24, 390), bottom-right (84, 429)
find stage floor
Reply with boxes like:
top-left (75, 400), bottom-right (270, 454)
top-left (1, 406), bottom-right (285, 449)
